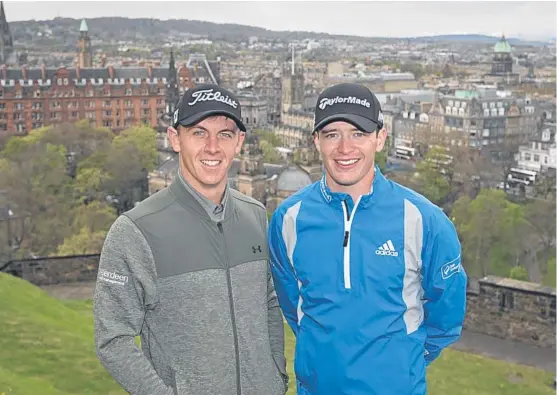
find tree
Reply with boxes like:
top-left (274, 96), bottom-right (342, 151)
top-left (415, 146), bottom-right (451, 205)
top-left (452, 189), bottom-right (524, 277)
top-left (523, 198), bottom-right (556, 278)
top-left (254, 130), bottom-right (283, 164)
top-left (0, 139), bottom-right (74, 257)
top-left (0, 122), bottom-right (158, 257)
top-left (509, 266), bottom-right (529, 281)
top-left (56, 227), bottom-right (109, 256)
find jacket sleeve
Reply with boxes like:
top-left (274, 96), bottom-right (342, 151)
top-left (268, 207), bottom-right (301, 336)
top-left (421, 210), bottom-right (467, 366)
top-left (93, 215), bottom-right (174, 395)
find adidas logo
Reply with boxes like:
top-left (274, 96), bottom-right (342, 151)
top-left (376, 240), bottom-right (398, 257)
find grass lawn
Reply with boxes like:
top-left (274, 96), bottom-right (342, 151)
top-left (0, 273), bottom-right (554, 395)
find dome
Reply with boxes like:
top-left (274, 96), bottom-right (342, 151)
top-left (494, 36), bottom-right (512, 53)
top-left (277, 166), bottom-right (312, 192)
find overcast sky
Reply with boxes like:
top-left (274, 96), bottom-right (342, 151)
top-left (5, 1), bottom-right (556, 41)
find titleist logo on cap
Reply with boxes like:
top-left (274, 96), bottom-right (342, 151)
top-left (319, 96), bottom-right (371, 110)
top-left (188, 89), bottom-right (238, 108)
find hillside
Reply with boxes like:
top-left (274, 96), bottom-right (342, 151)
top-left (9, 17), bottom-right (550, 49)
top-left (0, 274), bottom-right (124, 395)
top-left (0, 273), bottom-right (555, 395)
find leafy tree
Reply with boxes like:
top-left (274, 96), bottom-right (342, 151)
top-left (451, 189), bottom-right (523, 277)
top-left (415, 146), bottom-right (451, 205)
top-left (56, 227), bottom-right (108, 256)
top-left (509, 266), bottom-right (529, 281)
top-left (254, 130), bottom-right (283, 164)
top-left (0, 122), bottom-right (158, 257)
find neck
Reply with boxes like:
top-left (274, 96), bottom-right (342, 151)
top-left (180, 165), bottom-right (226, 205)
top-left (326, 166), bottom-right (375, 203)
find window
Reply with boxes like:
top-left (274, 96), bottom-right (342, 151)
top-left (534, 154), bottom-right (540, 162)
top-left (500, 291), bottom-right (514, 310)
top-left (525, 153), bottom-right (531, 161)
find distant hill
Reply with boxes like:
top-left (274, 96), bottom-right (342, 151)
top-left (9, 17), bottom-right (552, 47)
top-left (406, 34), bottom-right (550, 46)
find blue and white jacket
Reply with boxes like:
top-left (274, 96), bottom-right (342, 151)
top-left (268, 166), bottom-right (467, 395)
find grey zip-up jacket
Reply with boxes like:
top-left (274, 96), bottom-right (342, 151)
top-left (93, 178), bottom-right (288, 395)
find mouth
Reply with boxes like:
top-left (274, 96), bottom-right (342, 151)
top-left (200, 159), bottom-right (222, 168)
top-left (334, 159), bottom-right (360, 167)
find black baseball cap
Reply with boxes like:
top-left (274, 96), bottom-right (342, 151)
top-left (172, 84), bottom-right (246, 132)
top-left (313, 83), bottom-right (384, 133)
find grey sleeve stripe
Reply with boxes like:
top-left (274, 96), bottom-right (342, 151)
top-left (402, 199), bottom-right (425, 335)
top-left (282, 201), bottom-right (304, 325)
top-left (94, 215), bottom-right (173, 395)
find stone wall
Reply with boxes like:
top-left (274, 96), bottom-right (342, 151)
top-left (465, 276), bottom-right (556, 349)
top-left (2, 256), bottom-right (556, 349)
top-left (1, 254), bottom-right (100, 286)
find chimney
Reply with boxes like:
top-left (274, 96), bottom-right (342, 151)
top-left (148, 65), bottom-right (153, 79)
top-left (41, 63), bottom-right (46, 80)
top-left (108, 65), bottom-right (115, 79)
top-left (76, 65), bottom-right (80, 79)
top-left (21, 65), bottom-right (27, 80)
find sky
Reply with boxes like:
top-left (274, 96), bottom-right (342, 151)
top-left (4, 1), bottom-right (557, 41)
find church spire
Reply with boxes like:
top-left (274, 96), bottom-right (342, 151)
top-left (166, 49), bottom-right (179, 117)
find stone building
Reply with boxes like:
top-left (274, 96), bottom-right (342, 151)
top-left (237, 93), bottom-right (268, 131)
top-left (0, 13), bottom-right (218, 138)
top-left (483, 35), bottom-right (520, 87)
top-left (465, 276), bottom-right (555, 349)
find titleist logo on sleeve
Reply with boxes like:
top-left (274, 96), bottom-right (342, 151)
top-left (188, 89), bottom-right (238, 108)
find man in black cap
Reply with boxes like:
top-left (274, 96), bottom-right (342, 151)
top-left (268, 83), bottom-right (466, 394)
top-left (94, 84), bottom-right (288, 395)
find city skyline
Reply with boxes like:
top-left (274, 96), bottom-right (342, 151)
top-left (4, 1), bottom-right (556, 41)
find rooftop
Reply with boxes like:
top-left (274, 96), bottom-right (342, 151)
top-left (480, 275), bottom-right (556, 296)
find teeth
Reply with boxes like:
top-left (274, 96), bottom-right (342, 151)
top-left (201, 160), bottom-right (221, 167)
top-left (337, 159), bottom-right (358, 165)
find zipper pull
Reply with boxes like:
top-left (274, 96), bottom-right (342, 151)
top-left (217, 222), bottom-right (223, 233)
top-left (343, 231), bottom-right (349, 247)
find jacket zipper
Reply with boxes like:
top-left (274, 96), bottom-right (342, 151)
top-left (341, 198), bottom-right (361, 289)
top-left (217, 221), bottom-right (242, 395)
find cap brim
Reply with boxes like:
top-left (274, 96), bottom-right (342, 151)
top-left (313, 113), bottom-right (379, 134)
top-left (177, 110), bottom-right (247, 132)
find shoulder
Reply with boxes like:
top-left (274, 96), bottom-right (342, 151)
top-left (230, 188), bottom-right (266, 213)
top-left (125, 188), bottom-right (175, 222)
top-left (382, 177), bottom-right (453, 232)
top-left (271, 182), bottom-right (319, 223)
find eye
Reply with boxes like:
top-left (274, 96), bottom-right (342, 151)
top-left (323, 132), bottom-right (338, 139)
top-left (353, 132), bottom-right (365, 138)
top-left (192, 129), bottom-right (206, 137)
top-left (219, 131), bottom-right (234, 139)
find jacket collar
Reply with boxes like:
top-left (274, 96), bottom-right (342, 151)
top-left (168, 176), bottom-right (233, 221)
top-left (319, 165), bottom-right (386, 207)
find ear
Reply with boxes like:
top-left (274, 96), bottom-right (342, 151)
top-left (168, 126), bottom-right (181, 153)
top-left (313, 132), bottom-right (321, 153)
top-left (235, 131), bottom-right (246, 155)
top-left (375, 128), bottom-right (388, 153)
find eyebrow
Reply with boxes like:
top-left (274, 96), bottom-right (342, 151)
top-left (187, 125), bottom-right (237, 134)
top-left (320, 127), bottom-right (360, 134)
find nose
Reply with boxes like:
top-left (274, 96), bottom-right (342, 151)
top-left (204, 134), bottom-right (220, 154)
top-left (337, 135), bottom-right (353, 154)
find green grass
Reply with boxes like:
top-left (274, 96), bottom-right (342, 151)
top-left (1, 273), bottom-right (555, 395)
